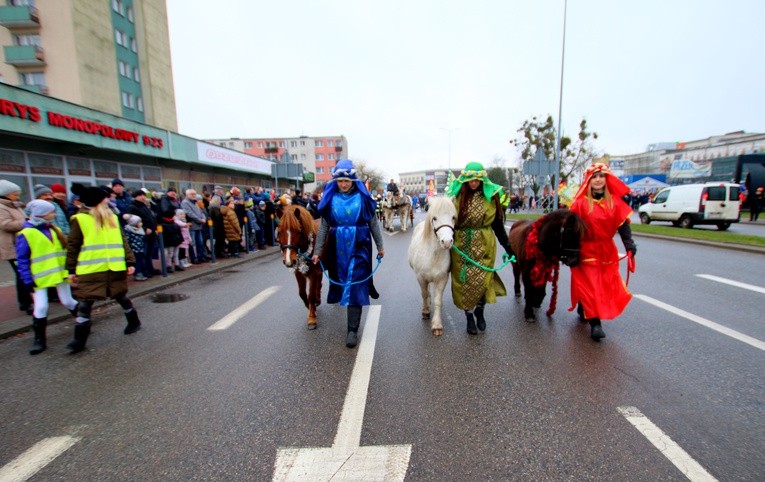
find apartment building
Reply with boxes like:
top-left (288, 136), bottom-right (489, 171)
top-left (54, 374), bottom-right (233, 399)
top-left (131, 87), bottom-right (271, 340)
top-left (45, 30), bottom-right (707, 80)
top-left (0, 0), bottom-right (177, 130)
top-left (207, 135), bottom-right (348, 191)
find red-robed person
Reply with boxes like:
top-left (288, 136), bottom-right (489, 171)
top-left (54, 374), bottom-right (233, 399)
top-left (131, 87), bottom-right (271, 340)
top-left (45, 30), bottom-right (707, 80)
top-left (569, 163), bottom-right (636, 341)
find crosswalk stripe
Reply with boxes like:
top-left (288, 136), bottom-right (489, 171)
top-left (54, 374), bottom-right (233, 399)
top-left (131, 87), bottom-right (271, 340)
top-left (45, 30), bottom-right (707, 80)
top-left (618, 406), bottom-right (717, 482)
top-left (0, 436), bottom-right (81, 482)
top-left (207, 285), bottom-right (280, 331)
top-left (695, 274), bottom-right (765, 294)
top-left (635, 294), bottom-right (765, 351)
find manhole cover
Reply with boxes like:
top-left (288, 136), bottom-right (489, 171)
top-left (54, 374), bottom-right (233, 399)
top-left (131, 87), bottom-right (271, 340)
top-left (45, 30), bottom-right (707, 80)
top-left (151, 293), bottom-right (189, 303)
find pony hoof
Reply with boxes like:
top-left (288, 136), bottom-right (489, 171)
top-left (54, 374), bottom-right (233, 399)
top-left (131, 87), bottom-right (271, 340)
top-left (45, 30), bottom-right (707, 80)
top-left (421, 312), bottom-right (431, 320)
top-left (432, 328), bottom-right (443, 336)
top-left (307, 323), bottom-right (317, 330)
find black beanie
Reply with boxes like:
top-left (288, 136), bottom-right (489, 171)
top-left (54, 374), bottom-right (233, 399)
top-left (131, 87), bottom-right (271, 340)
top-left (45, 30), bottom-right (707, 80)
top-left (71, 183), bottom-right (109, 207)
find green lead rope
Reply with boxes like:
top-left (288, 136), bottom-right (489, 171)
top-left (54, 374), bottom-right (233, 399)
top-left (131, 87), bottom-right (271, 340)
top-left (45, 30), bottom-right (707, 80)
top-left (453, 228), bottom-right (515, 282)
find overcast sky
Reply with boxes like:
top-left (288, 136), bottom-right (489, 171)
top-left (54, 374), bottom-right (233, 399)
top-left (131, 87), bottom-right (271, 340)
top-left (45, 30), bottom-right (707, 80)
top-left (166, 0), bottom-right (765, 179)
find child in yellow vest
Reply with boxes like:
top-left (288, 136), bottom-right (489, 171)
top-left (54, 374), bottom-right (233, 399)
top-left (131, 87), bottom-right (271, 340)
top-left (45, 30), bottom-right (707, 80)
top-left (16, 200), bottom-right (79, 355)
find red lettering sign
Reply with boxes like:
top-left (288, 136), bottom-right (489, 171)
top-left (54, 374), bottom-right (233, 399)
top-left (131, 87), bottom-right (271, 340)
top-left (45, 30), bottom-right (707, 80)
top-left (0, 98), bottom-right (41, 122)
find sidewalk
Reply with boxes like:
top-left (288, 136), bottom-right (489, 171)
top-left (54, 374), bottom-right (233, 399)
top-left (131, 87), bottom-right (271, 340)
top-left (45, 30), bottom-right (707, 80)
top-left (0, 248), bottom-right (281, 340)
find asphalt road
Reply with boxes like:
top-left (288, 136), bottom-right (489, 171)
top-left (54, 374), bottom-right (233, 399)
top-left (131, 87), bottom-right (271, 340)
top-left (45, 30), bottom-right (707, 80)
top-left (0, 212), bottom-right (762, 481)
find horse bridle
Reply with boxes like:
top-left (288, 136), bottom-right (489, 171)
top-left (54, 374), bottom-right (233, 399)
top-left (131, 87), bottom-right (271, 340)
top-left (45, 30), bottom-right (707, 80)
top-left (433, 223), bottom-right (455, 236)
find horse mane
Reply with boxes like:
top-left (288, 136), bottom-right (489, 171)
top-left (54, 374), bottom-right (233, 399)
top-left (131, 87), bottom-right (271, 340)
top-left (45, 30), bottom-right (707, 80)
top-left (536, 209), bottom-right (585, 257)
top-left (279, 205), bottom-right (317, 238)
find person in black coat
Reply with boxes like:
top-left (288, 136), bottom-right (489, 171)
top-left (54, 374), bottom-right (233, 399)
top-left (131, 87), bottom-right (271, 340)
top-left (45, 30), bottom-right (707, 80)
top-left (128, 189), bottom-right (158, 277)
top-left (263, 198), bottom-right (276, 246)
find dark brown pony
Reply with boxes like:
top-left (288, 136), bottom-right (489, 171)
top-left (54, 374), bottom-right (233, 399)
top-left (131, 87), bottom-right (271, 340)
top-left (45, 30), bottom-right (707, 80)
top-left (275, 205), bottom-right (323, 329)
top-left (509, 209), bottom-right (586, 322)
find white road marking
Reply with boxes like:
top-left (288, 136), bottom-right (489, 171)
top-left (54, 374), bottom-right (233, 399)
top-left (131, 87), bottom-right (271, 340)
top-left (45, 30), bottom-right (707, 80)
top-left (635, 294), bottom-right (765, 351)
top-left (0, 436), bottom-right (81, 482)
top-left (273, 305), bottom-right (412, 481)
top-left (618, 406), bottom-right (718, 482)
top-left (695, 274), bottom-right (765, 294)
top-left (207, 285), bottom-right (280, 331)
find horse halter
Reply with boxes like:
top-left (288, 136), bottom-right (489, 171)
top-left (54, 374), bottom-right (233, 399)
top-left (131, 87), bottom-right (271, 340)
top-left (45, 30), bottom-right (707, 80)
top-left (433, 223), bottom-right (455, 236)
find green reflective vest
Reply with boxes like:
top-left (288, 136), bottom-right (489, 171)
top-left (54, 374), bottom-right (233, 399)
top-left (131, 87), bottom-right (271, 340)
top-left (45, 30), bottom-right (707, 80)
top-left (74, 213), bottom-right (127, 275)
top-left (19, 226), bottom-right (68, 289)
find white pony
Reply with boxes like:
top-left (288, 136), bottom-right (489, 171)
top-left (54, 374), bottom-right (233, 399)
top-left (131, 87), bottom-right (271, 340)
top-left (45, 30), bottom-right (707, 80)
top-left (407, 197), bottom-right (456, 336)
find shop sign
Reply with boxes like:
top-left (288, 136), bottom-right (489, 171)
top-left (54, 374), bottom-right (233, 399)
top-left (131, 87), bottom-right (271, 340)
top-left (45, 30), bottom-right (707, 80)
top-left (0, 97), bottom-right (165, 150)
top-left (196, 142), bottom-right (272, 175)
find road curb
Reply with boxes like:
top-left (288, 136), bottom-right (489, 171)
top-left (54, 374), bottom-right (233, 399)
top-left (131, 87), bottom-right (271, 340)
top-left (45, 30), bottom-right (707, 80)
top-left (0, 249), bottom-right (281, 340)
top-left (631, 232), bottom-right (765, 255)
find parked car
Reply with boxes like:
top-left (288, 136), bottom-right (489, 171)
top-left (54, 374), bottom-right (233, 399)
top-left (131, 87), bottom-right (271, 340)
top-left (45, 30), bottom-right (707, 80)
top-left (638, 182), bottom-right (740, 230)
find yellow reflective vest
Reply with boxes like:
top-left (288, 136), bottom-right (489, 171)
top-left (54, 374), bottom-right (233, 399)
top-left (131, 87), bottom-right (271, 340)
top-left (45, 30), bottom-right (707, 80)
top-left (18, 227), bottom-right (68, 289)
top-left (73, 213), bottom-right (127, 275)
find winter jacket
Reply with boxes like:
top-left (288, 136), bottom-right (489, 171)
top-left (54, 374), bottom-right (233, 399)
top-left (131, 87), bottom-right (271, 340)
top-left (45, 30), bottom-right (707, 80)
top-left (114, 192), bottom-right (133, 222)
top-left (175, 218), bottom-right (191, 249)
top-left (124, 225), bottom-right (146, 254)
top-left (159, 195), bottom-right (181, 222)
top-left (221, 205), bottom-right (241, 241)
top-left (65, 208), bottom-right (135, 300)
top-left (127, 199), bottom-right (157, 234)
top-left (15, 221), bottom-right (68, 286)
top-left (0, 197), bottom-right (25, 260)
top-left (181, 198), bottom-right (207, 231)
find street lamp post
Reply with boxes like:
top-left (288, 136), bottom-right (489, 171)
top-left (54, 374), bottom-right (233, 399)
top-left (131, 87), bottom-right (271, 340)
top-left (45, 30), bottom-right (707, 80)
top-left (553, 0), bottom-right (568, 210)
top-left (439, 127), bottom-right (459, 172)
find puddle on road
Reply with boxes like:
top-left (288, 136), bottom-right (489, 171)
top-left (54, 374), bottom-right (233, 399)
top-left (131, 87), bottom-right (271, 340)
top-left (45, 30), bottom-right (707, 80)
top-left (151, 293), bottom-right (189, 303)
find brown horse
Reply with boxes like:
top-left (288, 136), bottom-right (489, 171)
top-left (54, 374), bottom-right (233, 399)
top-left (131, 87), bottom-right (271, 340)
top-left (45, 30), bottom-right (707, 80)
top-left (509, 209), bottom-right (586, 322)
top-left (275, 205), bottom-right (323, 329)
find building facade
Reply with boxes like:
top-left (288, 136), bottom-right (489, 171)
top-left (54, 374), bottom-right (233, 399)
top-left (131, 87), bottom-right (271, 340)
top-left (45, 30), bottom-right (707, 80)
top-left (0, 83), bottom-right (280, 201)
top-left (399, 168), bottom-right (458, 197)
top-left (0, 0), bottom-right (177, 131)
top-left (206, 135), bottom-right (348, 192)
top-left (621, 131), bottom-right (765, 184)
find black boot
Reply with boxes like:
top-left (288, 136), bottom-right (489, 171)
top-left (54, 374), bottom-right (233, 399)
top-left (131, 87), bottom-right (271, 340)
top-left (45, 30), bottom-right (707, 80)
top-left (346, 306), bottom-right (362, 348)
top-left (67, 321), bottom-right (91, 354)
top-left (577, 303), bottom-right (586, 322)
top-left (466, 312), bottom-right (477, 335)
top-left (368, 277), bottom-right (379, 300)
top-left (475, 304), bottom-right (486, 331)
top-left (589, 318), bottom-right (605, 341)
top-left (124, 309), bottom-right (142, 335)
top-left (30, 317), bottom-right (47, 355)
top-left (70, 302), bottom-right (79, 318)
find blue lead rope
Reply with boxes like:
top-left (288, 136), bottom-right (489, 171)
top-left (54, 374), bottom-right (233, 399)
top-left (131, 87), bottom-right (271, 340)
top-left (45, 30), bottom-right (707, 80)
top-left (299, 252), bottom-right (383, 287)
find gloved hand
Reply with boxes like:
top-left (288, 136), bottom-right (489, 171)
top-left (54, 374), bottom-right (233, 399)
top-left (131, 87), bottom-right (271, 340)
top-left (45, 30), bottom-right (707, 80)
top-left (503, 243), bottom-right (515, 259)
top-left (628, 246), bottom-right (637, 257)
top-left (24, 282), bottom-right (35, 293)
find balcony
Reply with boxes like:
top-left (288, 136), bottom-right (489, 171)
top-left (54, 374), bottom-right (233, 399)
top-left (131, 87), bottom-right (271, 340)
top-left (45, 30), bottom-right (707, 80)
top-left (3, 45), bottom-right (45, 67)
top-left (19, 84), bottom-right (48, 95)
top-left (0, 6), bottom-right (40, 29)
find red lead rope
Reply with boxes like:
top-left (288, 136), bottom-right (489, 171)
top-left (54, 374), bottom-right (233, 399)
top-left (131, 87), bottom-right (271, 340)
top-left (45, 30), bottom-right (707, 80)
top-left (617, 251), bottom-right (636, 286)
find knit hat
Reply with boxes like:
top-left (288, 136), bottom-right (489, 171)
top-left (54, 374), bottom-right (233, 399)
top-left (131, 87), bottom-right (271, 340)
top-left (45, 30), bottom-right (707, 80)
top-left (259, 200), bottom-right (266, 207)
top-left (132, 188), bottom-right (146, 198)
top-left (245, 199), bottom-right (254, 208)
top-left (175, 209), bottom-right (186, 217)
top-left (166, 187), bottom-right (177, 193)
top-left (27, 199), bottom-right (55, 226)
top-left (445, 162), bottom-right (503, 200)
top-left (33, 184), bottom-right (52, 198)
top-left (71, 183), bottom-right (109, 207)
top-left (127, 214), bottom-right (141, 226)
top-left (0, 179), bottom-right (22, 197)
top-left (50, 183), bottom-right (66, 194)
top-left (112, 178), bottom-right (124, 187)
top-left (231, 186), bottom-right (241, 196)
top-left (214, 185), bottom-right (223, 191)
top-left (332, 159), bottom-right (360, 181)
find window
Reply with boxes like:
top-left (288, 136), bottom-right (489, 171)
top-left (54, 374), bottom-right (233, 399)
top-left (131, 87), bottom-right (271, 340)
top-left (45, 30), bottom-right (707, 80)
top-left (131, 38), bottom-right (137, 52)
top-left (327, 140), bottom-right (334, 147)
top-left (706, 187), bottom-right (726, 201)
top-left (291, 154), bottom-right (297, 161)
top-left (300, 140), bottom-right (305, 146)
top-left (279, 141), bottom-right (285, 148)
top-left (134, 67), bottom-right (140, 83)
top-left (317, 167), bottom-right (324, 174)
top-left (115, 29), bottom-right (123, 46)
top-left (13, 34), bottom-right (41, 47)
top-left (336, 140), bottom-right (343, 147)
top-left (290, 141), bottom-right (297, 148)
top-left (21, 71), bottom-right (45, 86)
top-left (137, 97), bottom-right (143, 112)
top-left (244, 142), bottom-right (252, 149)
top-left (127, 6), bottom-right (134, 22)
top-left (317, 154), bottom-right (324, 161)
top-left (112, 0), bottom-right (120, 13)
top-left (121, 91), bottom-right (135, 108)
top-left (118, 61), bottom-right (126, 76)
top-left (301, 154), bottom-right (306, 160)
top-left (257, 142), bottom-right (263, 148)
top-left (315, 140), bottom-right (323, 147)
top-left (328, 153), bottom-right (335, 160)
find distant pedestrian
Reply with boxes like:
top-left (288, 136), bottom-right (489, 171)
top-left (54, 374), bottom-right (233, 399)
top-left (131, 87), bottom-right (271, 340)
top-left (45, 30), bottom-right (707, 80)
top-left (221, 197), bottom-right (242, 257)
top-left (181, 188), bottom-right (207, 263)
top-left (0, 179), bottom-right (33, 315)
top-left (16, 200), bottom-right (79, 354)
top-left (749, 186), bottom-right (764, 221)
top-left (66, 184), bottom-right (141, 354)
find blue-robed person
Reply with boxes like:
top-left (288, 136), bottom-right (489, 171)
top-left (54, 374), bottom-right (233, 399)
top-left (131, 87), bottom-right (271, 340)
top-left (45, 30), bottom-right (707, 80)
top-left (312, 159), bottom-right (385, 348)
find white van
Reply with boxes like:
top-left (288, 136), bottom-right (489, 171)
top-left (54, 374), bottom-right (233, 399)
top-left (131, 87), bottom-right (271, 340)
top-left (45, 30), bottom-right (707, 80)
top-left (638, 182), bottom-right (741, 230)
